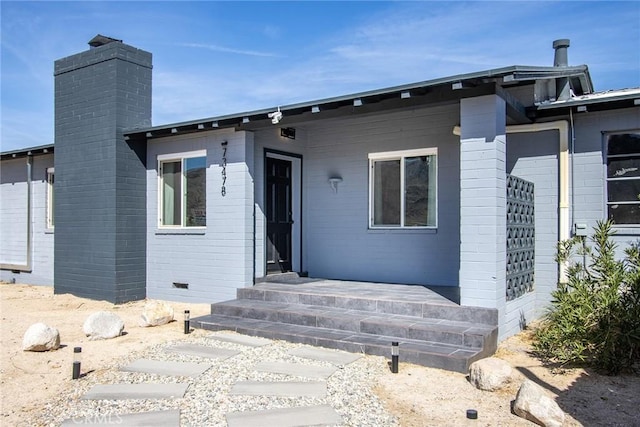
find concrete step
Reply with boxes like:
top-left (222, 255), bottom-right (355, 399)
top-left (210, 299), bottom-right (496, 351)
top-left (193, 313), bottom-right (491, 373)
top-left (235, 282), bottom-right (497, 326)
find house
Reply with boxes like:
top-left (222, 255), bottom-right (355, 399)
top-left (1, 35), bottom-right (638, 355)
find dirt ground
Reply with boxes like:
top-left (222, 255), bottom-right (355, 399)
top-left (1, 283), bottom-right (639, 426)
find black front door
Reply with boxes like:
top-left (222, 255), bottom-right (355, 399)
top-left (266, 157), bottom-right (292, 273)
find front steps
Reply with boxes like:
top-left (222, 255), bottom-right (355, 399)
top-left (193, 280), bottom-right (498, 373)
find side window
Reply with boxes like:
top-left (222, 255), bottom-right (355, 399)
top-left (606, 132), bottom-right (640, 225)
top-left (369, 148), bottom-right (437, 228)
top-left (47, 168), bottom-right (54, 229)
top-left (158, 151), bottom-right (206, 228)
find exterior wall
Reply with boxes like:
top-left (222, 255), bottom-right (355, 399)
top-left (506, 130), bottom-right (559, 333)
top-left (0, 155), bottom-right (55, 285)
top-left (459, 95), bottom-right (507, 324)
top-left (146, 129), bottom-right (255, 303)
top-left (53, 41), bottom-right (151, 303)
top-left (254, 104), bottom-right (461, 287)
top-left (572, 108), bottom-right (640, 248)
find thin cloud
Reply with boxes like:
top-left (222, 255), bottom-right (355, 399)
top-left (175, 42), bottom-right (281, 58)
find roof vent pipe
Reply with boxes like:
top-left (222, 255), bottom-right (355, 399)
top-left (553, 39), bottom-right (571, 101)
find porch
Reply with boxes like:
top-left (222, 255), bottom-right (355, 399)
top-left (193, 277), bottom-right (498, 373)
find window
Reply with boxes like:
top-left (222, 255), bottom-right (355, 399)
top-left (606, 132), bottom-right (640, 225)
top-left (369, 148), bottom-right (437, 228)
top-left (158, 151), bottom-right (206, 227)
top-left (47, 168), bottom-right (54, 228)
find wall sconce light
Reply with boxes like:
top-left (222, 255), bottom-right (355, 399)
top-left (268, 107), bottom-right (283, 124)
top-left (328, 177), bottom-right (343, 193)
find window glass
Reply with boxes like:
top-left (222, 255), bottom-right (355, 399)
top-left (606, 133), bottom-right (640, 225)
top-left (159, 155), bottom-right (206, 228)
top-left (373, 160), bottom-right (400, 226)
top-left (185, 156), bottom-right (206, 227)
top-left (370, 149), bottom-right (437, 228)
top-left (47, 170), bottom-right (54, 228)
top-left (161, 161), bottom-right (181, 226)
top-left (405, 156), bottom-right (433, 226)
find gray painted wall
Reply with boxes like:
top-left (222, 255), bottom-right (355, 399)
top-left (506, 129), bottom-right (559, 336)
top-left (572, 108), bottom-right (640, 246)
top-left (146, 130), bottom-right (255, 303)
top-left (0, 155), bottom-right (55, 285)
top-left (254, 104), bottom-right (461, 287)
top-left (53, 41), bottom-right (151, 303)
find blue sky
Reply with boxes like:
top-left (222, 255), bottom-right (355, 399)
top-left (1, 1), bottom-right (639, 152)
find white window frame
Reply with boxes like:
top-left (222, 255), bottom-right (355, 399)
top-left (157, 150), bottom-right (207, 228)
top-left (605, 131), bottom-right (640, 227)
top-left (46, 167), bottom-right (54, 229)
top-left (368, 147), bottom-right (438, 229)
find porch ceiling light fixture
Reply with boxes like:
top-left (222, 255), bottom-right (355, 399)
top-left (328, 176), bottom-right (343, 193)
top-left (268, 107), bottom-right (283, 124)
top-left (353, 98), bottom-right (363, 107)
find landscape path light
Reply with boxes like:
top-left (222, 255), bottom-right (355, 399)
top-left (184, 310), bottom-right (190, 334)
top-left (72, 347), bottom-right (82, 380)
top-left (391, 341), bottom-right (399, 373)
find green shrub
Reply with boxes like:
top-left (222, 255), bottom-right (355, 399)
top-left (533, 220), bottom-right (640, 374)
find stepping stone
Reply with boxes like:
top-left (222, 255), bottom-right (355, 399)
top-left (288, 346), bottom-right (361, 366)
top-left (61, 409), bottom-right (180, 426)
top-left (208, 332), bottom-right (272, 347)
top-left (226, 404), bottom-right (341, 427)
top-left (82, 383), bottom-right (189, 400)
top-left (254, 361), bottom-right (338, 379)
top-left (230, 380), bottom-right (326, 397)
top-left (164, 343), bottom-right (239, 360)
top-left (121, 359), bottom-right (211, 377)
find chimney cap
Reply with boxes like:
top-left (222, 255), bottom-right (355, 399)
top-left (88, 34), bottom-right (122, 48)
top-left (553, 39), bottom-right (570, 49)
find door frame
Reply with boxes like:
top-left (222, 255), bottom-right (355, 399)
top-left (264, 149), bottom-right (303, 275)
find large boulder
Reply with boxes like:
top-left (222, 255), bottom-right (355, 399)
top-left (468, 357), bottom-right (514, 391)
top-left (22, 323), bottom-right (60, 351)
top-left (513, 380), bottom-right (566, 427)
top-left (139, 301), bottom-right (174, 327)
top-left (83, 311), bottom-right (125, 340)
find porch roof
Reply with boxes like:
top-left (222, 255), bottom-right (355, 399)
top-left (124, 64), bottom-right (593, 141)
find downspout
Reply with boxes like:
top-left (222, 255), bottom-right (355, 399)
top-left (1, 155), bottom-right (33, 272)
top-left (504, 121), bottom-right (571, 282)
top-left (453, 120), bottom-right (571, 281)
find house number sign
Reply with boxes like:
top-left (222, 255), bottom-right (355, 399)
top-left (221, 141), bottom-right (228, 196)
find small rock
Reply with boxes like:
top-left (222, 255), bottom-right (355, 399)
top-left (513, 380), bottom-right (566, 427)
top-left (468, 357), bottom-right (514, 391)
top-left (22, 323), bottom-right (60, 351)
top-left (139, 301), bottom-right (174, 327)
top-left (83, 311), bottom-right (124, 340)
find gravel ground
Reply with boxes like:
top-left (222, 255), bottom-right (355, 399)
top-left (34, 333), bottom-right (398, 427)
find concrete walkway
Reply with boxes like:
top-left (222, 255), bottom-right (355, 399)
top-left (69, 332), bottom-right (363, 426)
top-left (61, 410), bottom-right (181, 427)
top-left (226, 404), bottom-right (342, 427)
top-left (120, 359), bottom-right (211, 377)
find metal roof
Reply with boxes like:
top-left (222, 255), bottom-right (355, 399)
top-left (0, 144), bottom-right (54, 161)
top-left (125, 64), bottom-right (593, 139)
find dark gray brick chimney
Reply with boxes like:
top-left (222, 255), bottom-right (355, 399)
top-left (53, 36), bottom-right (151, 303)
